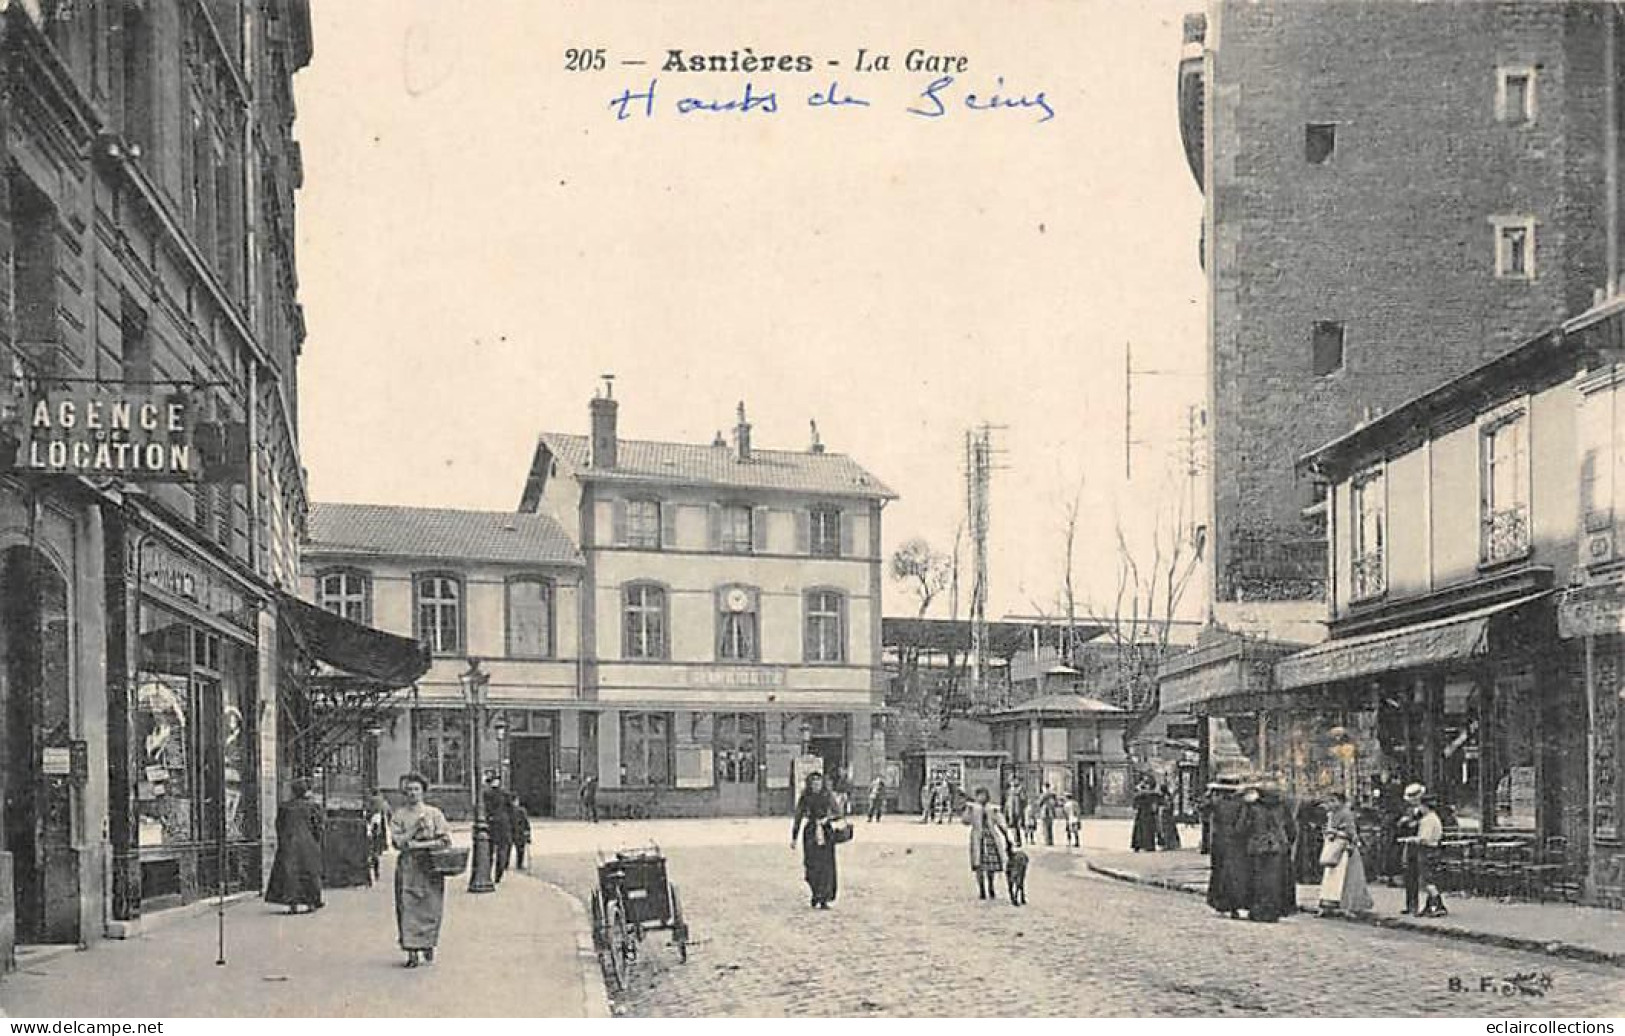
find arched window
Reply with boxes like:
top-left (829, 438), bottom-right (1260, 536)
top-left (716, 585), bottom-right (759, 662)
top-left (316, 567), bottom-right (370, 623)
top-left (415, 573), bottom-right (463, 655)
top-left (506, 575), bottom-right (555, 659)
top-left (623, 583), bottom-right (668, 660)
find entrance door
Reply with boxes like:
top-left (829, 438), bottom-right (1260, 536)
top-left (714, 713), bottom-right (759, 815)
top-left (509, 737), bottom-right (554, 816)
top-left (809, 736), bottom-right (845, 786)
top-left (0, 546), bottom-right (73, 943)
top-left (1075, 761), bottom-right (1099, 816)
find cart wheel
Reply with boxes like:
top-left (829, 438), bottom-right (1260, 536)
top-left (605, 898), bottom-right (631, 992)
top-left (670, 883), bottom-right (689, 963)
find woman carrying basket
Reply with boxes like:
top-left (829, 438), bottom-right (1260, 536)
top-left (791, 772), bottom-right (844, 909)
top-left (390, 772), bottom-right (453, 968)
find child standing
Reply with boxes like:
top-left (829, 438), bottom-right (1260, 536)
top-left (1063, 793), bottom-right (1082, 848)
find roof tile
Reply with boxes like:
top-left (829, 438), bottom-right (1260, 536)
top-left (306, 503), bottom-right (581, 566)
top-left (540, 433), bottom-right (896, 499)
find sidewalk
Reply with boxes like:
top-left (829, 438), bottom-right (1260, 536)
top-left (1086, 847), bottom-right (1625, 966)
top-left (0, 857), bottom-right (607, 1018)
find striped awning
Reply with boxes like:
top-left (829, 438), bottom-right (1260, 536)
top-left (1274, 592), bottom-right (1549, 691)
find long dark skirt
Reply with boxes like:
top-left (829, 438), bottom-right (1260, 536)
top-left (802, 837), bottom-right (838, 903)
top-left (1206, 844), bottom-right (1248, 914)
top-left (395, 850), bottom-right (447, 950)
top-left (1131, 805), bottom-right (1158, 852)
top-left (1157, 810), bottom-right (1182, 850)
top-left (265, 807), bottom-right (324, 908)
top-left (1247, 851), bottom-right (1291, 922)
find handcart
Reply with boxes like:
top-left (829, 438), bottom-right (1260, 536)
top-left (589, 844), bottom-right (689, 992)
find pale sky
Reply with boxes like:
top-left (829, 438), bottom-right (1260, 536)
top-left (292, 0), bottom-right (1208, 621)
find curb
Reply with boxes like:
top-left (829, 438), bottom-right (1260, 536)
top-left (1085, 861), bottom-right (1625, 968)
top-left (513, 872), bottom-right (612, 1018)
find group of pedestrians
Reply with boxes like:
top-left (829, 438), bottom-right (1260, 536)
top-left (263, 770), bottom-right (544, 971)
top-left (1202, 775), bottom-right (1447, 923)
top-left (1129, 780), bottom-right (1183, 852)
top-left (998, 777), bottom-right (1081, 847)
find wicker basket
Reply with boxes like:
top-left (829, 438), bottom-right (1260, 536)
top-left (425, 846), bottom-right (469, 877)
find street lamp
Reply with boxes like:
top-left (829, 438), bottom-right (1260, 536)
top-left (493, 714), bottom-right (509, 789)
top-left (460, 659), bottom-right (496, 894)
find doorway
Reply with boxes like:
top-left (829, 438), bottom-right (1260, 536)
top-left (714, 713), bottom-right (759, 815)
top-left (1075, 761), bottom-right (1100, 816)
top-left (0, 546), bottom-right (73, 943)
top-left (509, 737), bottom-right (554, 817)
top-left (808, 736), bottom-right (845, 785)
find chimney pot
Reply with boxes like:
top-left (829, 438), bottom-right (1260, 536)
top-left (589, 378), bottom-right (619, 468)
top-left (734, 401), bottom-right (752, 462)
top-left (809, 419), bottom-right (824, 454)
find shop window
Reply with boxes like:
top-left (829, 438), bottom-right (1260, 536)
top-left (317, 567), bottom-right (370, 624)
top-left (1480, 407), bottom-right (1531, 564)
top-left (505, 575), bottom-right (554, 658)
top-left (1439, 679), bottom-right (1483, 828)
top-left (1350, 466), bottom-right (1387, 601)
top-left (809, 506), bottom-right (842, 557)
top-left (717, 586), bottom-right (759, 662)
top-left (1491, 672), bottom-right (1538, 830)
top-left (414, 709), bottom-right (467, 788)
top-left (622, 583), bottom-right (667, 660)
top-left (621, 712), bottom-right (671, 786)
top-left (414, 573), bottom-right (463, 655)
top-left (804, 590), bottom-right (845, 663)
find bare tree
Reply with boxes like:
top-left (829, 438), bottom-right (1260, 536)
top-left (1075, 486), bottom-right (1204, 714)
top-left (890, 537), bottom-right (952, 618)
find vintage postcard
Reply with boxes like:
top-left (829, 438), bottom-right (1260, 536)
top-left (0, 0), bottom-right (1622, 1023)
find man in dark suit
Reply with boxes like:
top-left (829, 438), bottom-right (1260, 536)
top-left (485, 779), bottom-right (514, 883)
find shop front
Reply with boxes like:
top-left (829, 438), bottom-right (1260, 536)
top-left (1274, 591), bottom-right (1565, 839)
top-left (555, 706), bottom-right (881, 818)
top-left (1557, 583), bottom-right (1625, 907)
top-left (109, 513), bottom-right (268, 924)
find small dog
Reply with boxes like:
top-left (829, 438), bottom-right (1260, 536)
top-left (1005, 845), bottom-right (1029, 906)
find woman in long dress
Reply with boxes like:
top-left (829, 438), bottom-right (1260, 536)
top-left (791, 772), bottom-right (841, 909)
top-left (1242, 781), bottom-right (1293, 922)
top-left (390, 772), bottom-right (452, 967)
top-left (965, 787), bottom-right (1010, 900)
top-left (1131, 781), bottom-right (1160, 852)
top-left (265, 777), bottom-right (324, 913)
top-left (1318, 792), bottom-right (1374, 917)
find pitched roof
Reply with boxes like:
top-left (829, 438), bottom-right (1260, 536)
top-left (305, 503), bottom-right (581, 566)
top-left (537, 432), bottom-right (897, 500)
top-left (986, 693), bottom-right (1126, 719)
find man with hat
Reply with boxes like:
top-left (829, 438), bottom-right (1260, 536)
top-left (1396, 783), bottom-right (1447, 916)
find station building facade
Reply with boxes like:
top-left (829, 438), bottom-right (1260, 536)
top-left (301, 387), bottom-right (896, 819)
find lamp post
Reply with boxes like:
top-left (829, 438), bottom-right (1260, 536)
top-left (460, 659), bottom-right (496, 894)
top-left (493, 715), bottom-right (509, 790)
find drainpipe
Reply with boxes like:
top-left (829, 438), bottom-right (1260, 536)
top-left (1608, 3), bottom-right (1620, 298)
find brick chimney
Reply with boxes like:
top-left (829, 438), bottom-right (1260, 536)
top-left (589, 375), bottom-right (618, 468)
top-left (809, 419), bottom-right (825, 454)
top-left (733, 401), bottom-right (752, 462)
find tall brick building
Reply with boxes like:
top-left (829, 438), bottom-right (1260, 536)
top-left (1181, 1), bottom-right (1625, 606)
top-left (0, 0), bottom-right (312, 962)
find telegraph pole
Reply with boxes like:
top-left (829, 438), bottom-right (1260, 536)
top-left (963, 424), bottom-right (1007, 709)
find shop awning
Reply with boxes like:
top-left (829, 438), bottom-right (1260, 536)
top-left (1275, 592), bottom-right (1550, 691)
top-left (277, 591), bottom-right (431, 688)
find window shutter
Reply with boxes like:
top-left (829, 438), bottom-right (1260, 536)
top-left (802, 593), bottom-right (812, 664)
top-left (612, 499), bottom-right (629, 546)
top-left (707, 503), bottom-right (722, 550)
top-left (840, 513), bottom-right (857, 558)
top-left (660, 502), bottom-right (677, 549)
top-left (838, 594), bottom-right (848, 662)
top-left (795, 510), bottom-right (811, 554)
top-left (752, 507), bottom-right (769, 552)
top-left (714, 586), bottom-right (726, 659)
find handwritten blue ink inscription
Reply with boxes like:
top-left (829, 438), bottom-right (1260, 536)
top-left (608, 76), bottom-right (1052, 123)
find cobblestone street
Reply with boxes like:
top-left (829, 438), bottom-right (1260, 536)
top-left (531, 819), bottom-right (1625, 1017)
